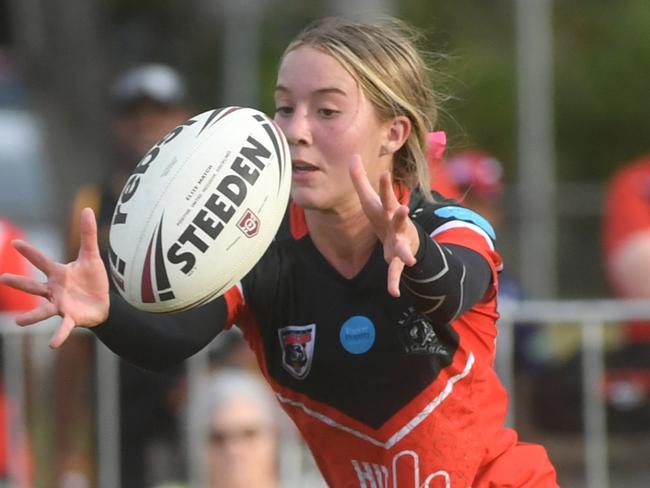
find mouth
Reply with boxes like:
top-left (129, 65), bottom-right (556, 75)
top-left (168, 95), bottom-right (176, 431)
top-left (292, 160), bottom-right (319, 173)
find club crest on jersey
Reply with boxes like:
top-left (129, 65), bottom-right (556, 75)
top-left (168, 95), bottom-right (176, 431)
top-left (278, 324), bottom-right (316, 379)
top-left (397, 307), bottom-right (449, 356)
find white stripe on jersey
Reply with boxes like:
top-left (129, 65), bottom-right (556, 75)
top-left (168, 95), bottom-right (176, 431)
top-left (275, 353), bottom-right (475, 450)
top-left (430, 221), bottom-right (495, 252)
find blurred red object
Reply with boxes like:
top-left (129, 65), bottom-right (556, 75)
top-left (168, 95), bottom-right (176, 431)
top-left (444, 150), bottom-right (504, 201)
top-left (427, 131), bottom-right (461, 199)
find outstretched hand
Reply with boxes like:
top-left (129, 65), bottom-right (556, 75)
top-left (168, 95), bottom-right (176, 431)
top-left (0, 208), bottom-right (110, 348)
top-left (349, 155), bottom-right (419, 297)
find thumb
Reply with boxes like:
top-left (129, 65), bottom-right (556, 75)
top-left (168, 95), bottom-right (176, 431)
top-left (78, 207), bottom-right (101, 261)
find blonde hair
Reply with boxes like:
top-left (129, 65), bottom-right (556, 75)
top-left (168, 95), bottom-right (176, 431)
top-left (283, 16), bottom-right (438, 199)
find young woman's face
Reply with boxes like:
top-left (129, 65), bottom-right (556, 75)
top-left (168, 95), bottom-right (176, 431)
top-left (274, 46), bottom-right (392, 212)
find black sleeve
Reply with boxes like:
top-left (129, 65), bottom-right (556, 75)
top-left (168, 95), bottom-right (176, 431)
top-left (92, 291), bottom-right (229, 371)
top-left (401, 222), bottom-right (492, 325)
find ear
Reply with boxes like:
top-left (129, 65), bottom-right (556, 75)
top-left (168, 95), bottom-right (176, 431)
top-left (381, 115), bottom-right (411, 156)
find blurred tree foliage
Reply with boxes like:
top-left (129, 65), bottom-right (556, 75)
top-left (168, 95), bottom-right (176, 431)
top-left (553, 0), bottom-right (650, 180)
top-left (94, 0), bottom-right (648, 184)
top-left (4, 0), bottom-right (647, 185)
top-left (400, 0), bottom-right (650, 182)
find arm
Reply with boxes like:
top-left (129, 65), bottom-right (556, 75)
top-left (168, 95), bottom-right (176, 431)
top-left (401, 222), bottom-right (491, 324)
top-left (606, 231), bottom-right (650, 297)
top-left (93, 291), bottom-right (228, 370)
top-left (349, 155), bottom-right (491, 320)
top-left (0, 208), bottom-right (231, 369)
top-left (0, 207), bottom-right (232, 361)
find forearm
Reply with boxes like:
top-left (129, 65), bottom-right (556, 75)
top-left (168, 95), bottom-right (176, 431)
top-left (93, 291), bottom-right (228, 371)
top-left (401, 222), bottom-right (491, 325)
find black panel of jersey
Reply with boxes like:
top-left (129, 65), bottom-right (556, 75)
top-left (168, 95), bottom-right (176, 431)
top-left (240, 193), bottom-right (471, 429)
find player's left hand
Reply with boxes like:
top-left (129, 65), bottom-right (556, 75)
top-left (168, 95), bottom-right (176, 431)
top-left (349, 154), bottom-right (419, 297)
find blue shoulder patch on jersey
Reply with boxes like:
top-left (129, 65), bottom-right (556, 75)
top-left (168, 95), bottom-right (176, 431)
top-left (434, 206), bottom-right (496, 240)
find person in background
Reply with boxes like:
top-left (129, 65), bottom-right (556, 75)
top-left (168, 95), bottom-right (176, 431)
top-left (193, 369), bottom-right (283, 488)
top-left (601, 153), bottom-right (650, 429)
top-left (441, 150), bottom-right (504, 228)
top-left (425, 131), bottom-right (460, 201)
top-left (55, 63), bottom-right (193, 487)
top-left (435, 149), bottom-right (551, 374)
top-left (603, 153), bottom-right (650, 342)
top-left (0, 218), bottom-right (37, 487)
top-left (66, 63), bottom-right (193, 257)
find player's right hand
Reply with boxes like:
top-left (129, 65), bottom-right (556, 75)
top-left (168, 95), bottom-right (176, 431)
top-left (0, 207), bottom-right (110, 348)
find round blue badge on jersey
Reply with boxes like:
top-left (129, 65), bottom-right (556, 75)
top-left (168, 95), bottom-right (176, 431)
top-left (339, 316), bottom-right (376, 354)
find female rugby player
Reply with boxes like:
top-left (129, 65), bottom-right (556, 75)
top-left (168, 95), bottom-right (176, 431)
top-left (0, 17), bottom-right (558, 487)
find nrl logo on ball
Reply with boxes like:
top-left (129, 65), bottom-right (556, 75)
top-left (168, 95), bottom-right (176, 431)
top-left (238, 209), bottom-right (260, 238)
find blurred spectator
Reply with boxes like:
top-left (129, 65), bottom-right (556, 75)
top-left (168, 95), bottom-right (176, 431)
top-left (195, 369), bottom-right (282, 488)
top-left (0, 218), bottom-right (37, 486)
top-left (55, 63), bottom-right (194, 487)
top-left (426, 131), bottom-right (460, 200)
top-left (443, 150), bottom-right (504, 225)
top-left (601, 153), bottom-right (650, 430)
top-left (603, 153), bottom-right (650, 341)
top-left (66, 63), bottom-right (193, 258)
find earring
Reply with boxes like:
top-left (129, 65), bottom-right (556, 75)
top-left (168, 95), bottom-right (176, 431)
top-left (379, 146), bottom-right (389, 157)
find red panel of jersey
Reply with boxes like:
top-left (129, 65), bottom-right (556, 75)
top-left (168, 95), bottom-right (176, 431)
top-left (221, 196), bottom-right (557, 487)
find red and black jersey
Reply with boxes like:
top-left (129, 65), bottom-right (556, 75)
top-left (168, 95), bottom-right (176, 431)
top-left (218, 193), bottom-right (521, 487)
top-left (97, 191), bottom-right (557, 487)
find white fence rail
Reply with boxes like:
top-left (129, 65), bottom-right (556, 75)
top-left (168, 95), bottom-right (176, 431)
top-left (2, 299), bottom-right (650, 487)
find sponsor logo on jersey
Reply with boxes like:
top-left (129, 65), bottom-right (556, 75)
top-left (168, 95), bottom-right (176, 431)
top-left (351, 451), bottom-right (451, 488)
top-left (397, 307), bottom-right (449, 356)
top-left (339, 316), bottom-right (376, 354)
top-left (278, 324), bottom-right (316, 379)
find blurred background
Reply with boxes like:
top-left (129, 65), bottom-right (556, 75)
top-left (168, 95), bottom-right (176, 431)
top-left (0, 0), bottom-right (648, 487)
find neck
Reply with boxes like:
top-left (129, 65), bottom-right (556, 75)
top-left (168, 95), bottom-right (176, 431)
top-left (305, 204), bottom-right (377, 279)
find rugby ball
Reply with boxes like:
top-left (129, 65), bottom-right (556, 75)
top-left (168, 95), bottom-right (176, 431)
top-left (108, 107), bottom-right (291, 312)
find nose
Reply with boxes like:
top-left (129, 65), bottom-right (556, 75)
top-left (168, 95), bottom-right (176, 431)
top-left (276, 111), bottom-right (312, 146)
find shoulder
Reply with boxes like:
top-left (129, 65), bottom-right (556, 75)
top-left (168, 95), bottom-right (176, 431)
top-left (409, 191), bottom-right (496, 250)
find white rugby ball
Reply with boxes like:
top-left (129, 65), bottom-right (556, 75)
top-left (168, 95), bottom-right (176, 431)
top-left (108, 107), bottom-right (291, 312)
